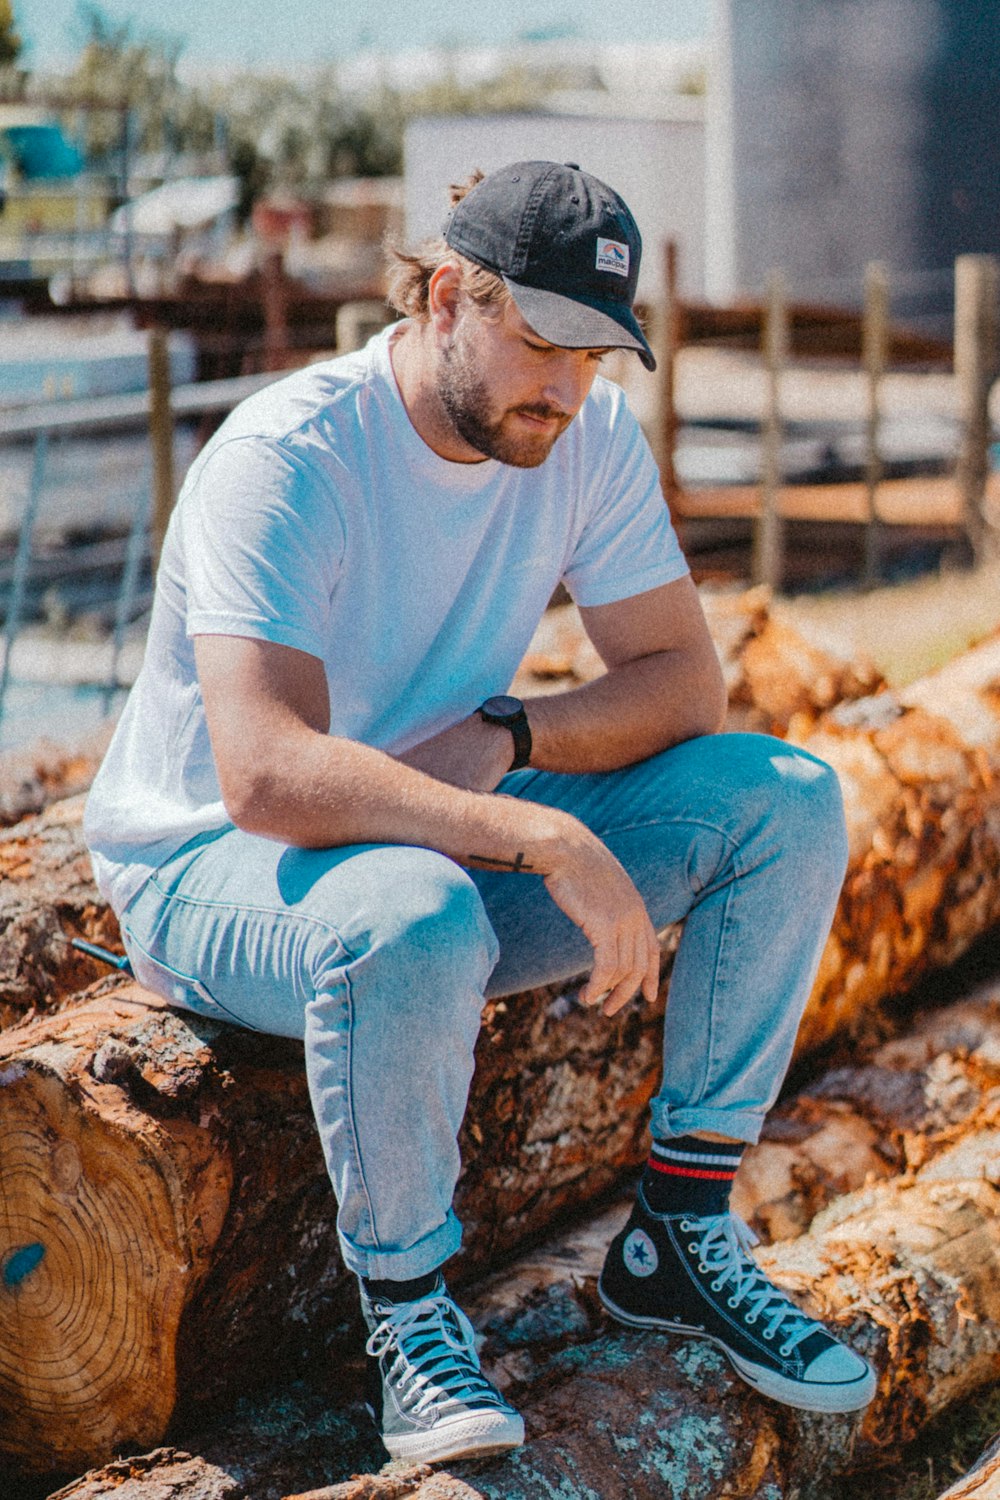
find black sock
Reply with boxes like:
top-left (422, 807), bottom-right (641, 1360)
top-left (640, 1135), bottom-right (745, 1217)
top-left (362, 1269), bottom-right (441, 1305)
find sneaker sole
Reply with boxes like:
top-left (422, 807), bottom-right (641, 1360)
top-left (382, 1408), bottom-right (525, 1464)
top-left (597, 1282), bottom-right (876, 1415)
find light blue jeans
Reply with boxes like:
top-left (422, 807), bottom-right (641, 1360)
top-left (118, 732), bottom-right (847, 1280)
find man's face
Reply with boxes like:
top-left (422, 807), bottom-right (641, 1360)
top-left (437, 297), bottom-right (609, 468)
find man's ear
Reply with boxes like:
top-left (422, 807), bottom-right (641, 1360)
top-left (428, 262), bottom-right (463, 340)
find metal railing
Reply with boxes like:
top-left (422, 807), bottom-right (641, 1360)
top-left (0, 369), bottom-right (279, 733)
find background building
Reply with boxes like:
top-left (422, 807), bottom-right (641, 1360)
top-left (708, 0), bottom-right (1000, 330)
top-left (405, 2), bottom-right (1000, 333)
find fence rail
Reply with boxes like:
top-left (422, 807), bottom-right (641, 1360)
top-left (0, 367), bottom-right (283, 735)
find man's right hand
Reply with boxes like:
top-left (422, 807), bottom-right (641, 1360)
top-left (540, 826), bottom-right (661, 1017)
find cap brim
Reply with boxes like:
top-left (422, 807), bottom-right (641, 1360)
top-left (504, 277), bottom-right (656, 371)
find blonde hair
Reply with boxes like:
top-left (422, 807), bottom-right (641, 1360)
top-left (385, 170), bottom-right (512, 322)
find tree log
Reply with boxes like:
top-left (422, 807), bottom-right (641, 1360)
top-left (447, 1172), bottom-right (1000, 1498)
top-left (735, 977), bottom-right (1000, 1240)
top-left (795, 631), bottom-right (1000, 1053)
top-left (3, 632), bottom-right (1000, 1477)
top-left (0, 968), bottom-right (671, 1476)
top-left (935, 1432), bottom-right (1000, 1499)
top-left (0, 796), bottom-right (122, 1027)
top-left (45, 1449), bottom-right (243, 1500)
top-left (0, 728), bottom-right (111, 832)
top-left (45, 1146), bottom-right (1000, 1500)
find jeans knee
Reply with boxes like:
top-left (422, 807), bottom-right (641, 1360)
top-left (766, 743), bottom-right (849, 886)
top-left (311, 848), bottom-right (498, 1010)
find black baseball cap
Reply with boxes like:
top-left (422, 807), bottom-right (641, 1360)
top-left (442, 160), bottom-right (656, 371)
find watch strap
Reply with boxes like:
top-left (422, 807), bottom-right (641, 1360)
top-left (479, 697), bottom-right (532, 770)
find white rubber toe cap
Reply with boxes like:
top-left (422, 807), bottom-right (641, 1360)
top-left (805, 1343), bottom-right (877, 1396)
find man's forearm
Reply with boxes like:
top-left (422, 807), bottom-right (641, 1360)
top-left (524, 648), bottom-right (726, 775)
top-left (230, 721), bottom-right (565, 867)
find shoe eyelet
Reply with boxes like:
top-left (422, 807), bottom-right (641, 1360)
top-left (710, 1280), bottom-right (723, 1292)
top-left (779, 1345), bottom-right (793, 1357)
top-left (762, 1329), bottom-right (774, 1340)
top-left (688, 1243), bottom-right (698, 1254)
top-left (680, 1220), bottom-right (692, 1232)
top-left (727, 1297), bottom-right (739, 1308)
top-left (698, 1262), bottom-right (710, 1273)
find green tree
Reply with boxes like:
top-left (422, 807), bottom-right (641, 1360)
top-left (57, 3), bottom-right (184, 163)
top-left (0, 0), bottom-right (22, 68)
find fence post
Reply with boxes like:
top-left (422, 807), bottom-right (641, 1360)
top-left (334, 300), bottom-right (391, 355)
top-left (862, 261), bottom-right (889, 586)
top-left (652, 240), bottom-right (681, 525)
top-left (262, 251), bottom-right (290, 372)
top-left (954, 254), bottom-right (1000, 563)
top-left (754, 270), bottom-right (787, 590)
top-left (148, 328), bottom-right (176, 572)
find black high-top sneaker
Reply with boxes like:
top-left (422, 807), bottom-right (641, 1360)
top-left (361, 1276), bottom-right (525, 1464)
top-left (598, 1187), bottom-right (876, 1414)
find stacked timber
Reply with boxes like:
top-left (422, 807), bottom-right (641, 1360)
top-left (3, 597), bottom-right (1000, 1491)
top-left (46, 980), bottom-right (1000, 1498)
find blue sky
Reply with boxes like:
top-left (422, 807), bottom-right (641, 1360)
top-left (18, 0), bottom-right (711, 72)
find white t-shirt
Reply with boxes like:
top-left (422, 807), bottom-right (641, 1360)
top-left (84, 323), bottom-right (688, 914)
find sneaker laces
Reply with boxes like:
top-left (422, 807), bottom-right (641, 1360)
top-left (365, 1291), bottom-right (503, 1419)
top-left (686, 1214), bottom-right (818, 1356)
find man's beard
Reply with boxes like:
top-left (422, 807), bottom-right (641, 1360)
top-left (438, 327), bottom-right (572, 468)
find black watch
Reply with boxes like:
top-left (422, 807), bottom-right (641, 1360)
top-left (479, 694), bottom-right (532, 770)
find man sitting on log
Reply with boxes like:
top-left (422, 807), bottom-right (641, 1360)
top-left (83, 161), bottom-right (876, 1464)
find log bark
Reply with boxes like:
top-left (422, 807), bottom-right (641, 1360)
top-left (794, 631), bottom-right (1000, 1053)
top-left (283, 1473), bottom-right (486, 1500)
top-left (45, 1449), bottom-right (243, 1500)
top-left (0, 795), bottom-right (122, 1027)
top-left (0, 728), bottom-right (111, 831)
top-left (734, 977), bottom-right (1000, 1241)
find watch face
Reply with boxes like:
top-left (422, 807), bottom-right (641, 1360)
top-left (482, 695), bottom-right (523, 718)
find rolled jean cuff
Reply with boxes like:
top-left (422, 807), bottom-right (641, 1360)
top-left (337, 1207), bottom-right (464, 1282)
top-left (649, 1103), bottom-right (765, 1146)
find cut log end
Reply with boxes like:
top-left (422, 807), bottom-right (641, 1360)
top-left (1, 1055), bottom-right (198, 1472)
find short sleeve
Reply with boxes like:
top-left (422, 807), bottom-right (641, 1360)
top-left (180, 437), bottom-right (345, 658)
top-left (561, 391), bottom-right (689, 608)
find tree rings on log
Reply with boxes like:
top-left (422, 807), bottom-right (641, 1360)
top-left (0, 997), bottom-right (234, 1474)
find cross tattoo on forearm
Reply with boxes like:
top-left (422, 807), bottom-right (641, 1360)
top-left (468, 851), bottom-right (535, 873)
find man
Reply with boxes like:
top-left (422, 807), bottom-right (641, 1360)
top-left (84, 161), bottom-right (875, 1467)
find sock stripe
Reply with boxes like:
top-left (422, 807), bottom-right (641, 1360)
top-left (651, 1147), bottom-right (743, 1169)
top-left (647, 1159), bottom-right (739, 1181)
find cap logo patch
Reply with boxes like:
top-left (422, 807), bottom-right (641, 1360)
top-left (596, 237), bottom-right (630, 278)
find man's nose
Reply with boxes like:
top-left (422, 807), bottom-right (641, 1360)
top-left (542, 353), bottom-right (593, 413)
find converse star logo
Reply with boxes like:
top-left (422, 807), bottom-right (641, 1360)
top-left (623, 1227), bottom-right (658, 1277)
top-left (596, 237), bottom-right (630, 278)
